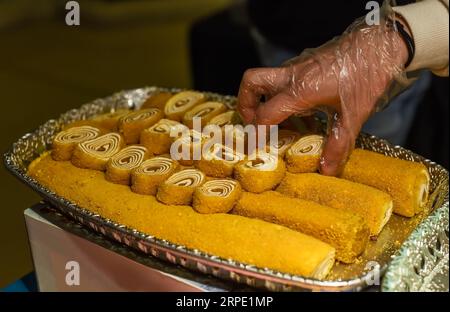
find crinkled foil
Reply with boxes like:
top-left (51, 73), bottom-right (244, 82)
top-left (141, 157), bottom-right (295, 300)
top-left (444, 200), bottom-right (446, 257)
top-left (3, 87), bottom-right (449, 292)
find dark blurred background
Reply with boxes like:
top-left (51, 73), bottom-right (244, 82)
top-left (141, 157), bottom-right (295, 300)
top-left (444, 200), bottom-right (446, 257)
top-left (1, 0), bottom-right (448, 287)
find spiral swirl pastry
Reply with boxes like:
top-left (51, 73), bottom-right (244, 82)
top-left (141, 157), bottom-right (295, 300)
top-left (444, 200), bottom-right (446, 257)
top-left (105, 145), bottom-right (149, 185)
top-left (52, 126), bottom-right (101, 161)
top-left (193, 179), bottom-right (242, 214)
top-left (234, 151), bottom-right (286, 193)
top-left (118, 108), bottom-right (164, 144)
top-left (131, 156), bottom-right (179, 195)
top-left (156, 169), bottom-right (205, 205)
top-left (182, 101), bottom-right (227, 128)
top-left (208, 110), bottom-right (240, 127)
top-left (164, 91), bottom-right (206, 122)
top-left (196, 143), bottom-right (245, 178)
top-left (171, 130), bottom-right (211, 166)
top-left (71, 133), bottom-right (125, 171)
top-left (267, 129), bottom-right (300, 157)
top-left (140, 119), bottom-right (187, 155)
top-left (286, 135), bottom-right (324, 173)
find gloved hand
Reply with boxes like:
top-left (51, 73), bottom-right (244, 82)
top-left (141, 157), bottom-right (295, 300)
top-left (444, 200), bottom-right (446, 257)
top-left (238, 4), bottom-right (410, 176)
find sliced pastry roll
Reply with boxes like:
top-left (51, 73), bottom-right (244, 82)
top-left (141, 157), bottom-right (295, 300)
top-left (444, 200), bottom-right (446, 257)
top-left (171, 130), bottom-right (211, 166)
top-left (234, 151), bottom-right (286, 193)
top-left (267, 129), bottom-right (300, 158)
top-left (193, 179), bottom-right (242, 214)
top-left (140, 119), bottom-right (187, 155)
top-left (286, 134), bottom-right (324, 173)
top-left (164, 91), bottom-right (206, 121)
top-left (105, 145), bottom-right (149, 185)
top-left (118, 108), bottom-right (164, 144)
top-left (207, 110), bottom-right (242, 127)
top-left (182, 101), bottom-right (227, 128)
top-left (342, 149), bottom-right (431, 217)
top-left (140, 91), bottom-right (173, 111)
top-left (131, 156), bottom-right (179, 195)
top-left (72, 133), bottom-right (125, 171)
top-left (52, 126), bottom-right (101, 161)
top-left (157, 169), bottom-right (205, 205)
top-left (195, 143), bottom-right (245, 178)
top-left (90, 109), bottom-right (130, 132)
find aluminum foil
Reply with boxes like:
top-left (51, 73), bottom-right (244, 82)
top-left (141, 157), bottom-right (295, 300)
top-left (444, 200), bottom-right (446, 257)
top-left (4, 87), bottom-right (449, 292)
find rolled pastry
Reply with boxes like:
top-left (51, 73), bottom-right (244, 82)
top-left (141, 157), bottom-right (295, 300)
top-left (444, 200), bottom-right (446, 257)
top-left (171, 130), bottom-right (211, 166)
top-left (164, 91), bottom-right (206, 121)
top-left (131, 156), bottom-right (179, 195)
top-left (52, 126), bottom-right (101, 161)
top-left (157, 169), bottom-right (206, 205)
top-left (29, 153), bottom-right (336, 279)
top-left (195, 143), bottom-right (245, 178)
top-left (285, 134), bottom-right (324, 173)
top-left (140, 119), bottom-right (187, 155)
top-left (193, 179), bottom-right (242, 214)
top-left (105, 145), bottom-right (149, 185)
top-left (207, 110), bottom-right (241, 127)
top-left (267, 129), bottom-right (300, 158)
top-left (277, 173), bottom-right (393, 237)
top-left (140, 91), bottom-right (173, 111)
top-left (90, 109), bottom-right (130, 132)
top-left (118, 108), bottom-right (164, 144)
top-left (342, 149), bottom-right (431, 217)
top-left (71, 133), bottom-right (125, 171)
top-left (234, 151), bottom-right (286, 193)
top-left (233, 191), bottom-right (369, 263)
top-left (182, 101), bottom-right (227, 128)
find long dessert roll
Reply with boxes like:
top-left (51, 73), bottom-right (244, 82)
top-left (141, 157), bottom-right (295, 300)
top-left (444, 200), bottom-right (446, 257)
top-left (157, 169), bottom-right (206, 205)
top-left (234, 151), bottom-right (286, 193)
top-left (195, 143), bottom-right (245, 178)
top-left (233, 191), bottom-right (369, 263)
top-left (105, 145), bottom-right (149, 185)
top-left (131, 156), bottom-right (179, 195)
top-left (52, 126), bottom-right (101, 161)
top-left (140, 119), bottom-right (187, 155)
top-left (277, 173), bottom-right (393, 236)
top-left (63, 109), bottom-right (129, 133)
top-left (118, 108), bottom-right (164, 144)
top-left (171, 130), bottom-right (211, 166)
top-left (29, 153), bottom-right (336, 279)
top-left (164, 91), bottom-right (206, 121)
top-left (267, 129), bottom-right (300, 158)
top-left (341, 149), bottom-right (431, 217)
top-left (71, 133), bottom-right (125, 171)
top-left (182, 101), bottom-right (227, 128)
top-left (193, 179), bottom-right (242, 214)
top-left (286, 134), bottom-right (324, 173)
top-left (140, 91), bottom-right (173, 111)
top-left (207, 110), bottom-right (242, 127)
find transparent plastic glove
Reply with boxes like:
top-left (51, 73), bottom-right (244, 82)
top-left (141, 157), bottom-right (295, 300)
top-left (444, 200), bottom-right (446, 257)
top-left (238, 3), bottom-right (410, 176)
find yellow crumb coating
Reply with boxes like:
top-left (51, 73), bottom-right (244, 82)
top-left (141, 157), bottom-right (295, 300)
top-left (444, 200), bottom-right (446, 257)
top-left (195, 143), bottom-right (245, 178)
top-left (140, 91), bottom-right (173, 111)
top-left (51, 126), bottom-right (101, 161)
top-left (277, 173), bottom-right (393, 237)
top-left (233, 191), bottom-right (369, 263)
top-left (234, 152), bottom-right (286, 193)
top-left (118, 108), bottom-right (164, 144)
top-left (285, 134), bottom-right (324, 173)
top-left (193, 179), bottom-right (242, 214)
top-left (105, 145), bottom-right (150, 185)
top-left (28, 153), bottom-right (335, 279)
top-left (131, 157), bottom-right (179, 195)
top-left (157, 169), bottom-right (206, 205)
top-left (164, 91), bottom-right (206, 122)
top-left (342, 149), bottom-right (431, 217)
top-left (182, 101), bottom-right (228, 128)
top-left (71, 133), bottom-right (125, 171)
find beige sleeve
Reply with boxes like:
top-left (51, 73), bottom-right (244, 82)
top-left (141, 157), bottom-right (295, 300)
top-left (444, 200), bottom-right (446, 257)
top-left (393, 0), bottom-right (449, 76)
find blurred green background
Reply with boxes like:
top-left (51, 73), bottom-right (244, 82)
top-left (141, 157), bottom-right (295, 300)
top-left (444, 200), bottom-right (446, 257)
top-left (0, 0), bottom-right (231, 287)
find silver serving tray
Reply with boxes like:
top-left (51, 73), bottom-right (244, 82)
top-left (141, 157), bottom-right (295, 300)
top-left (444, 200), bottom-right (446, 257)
top-left (4, 87), bottom-right (449, 292)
